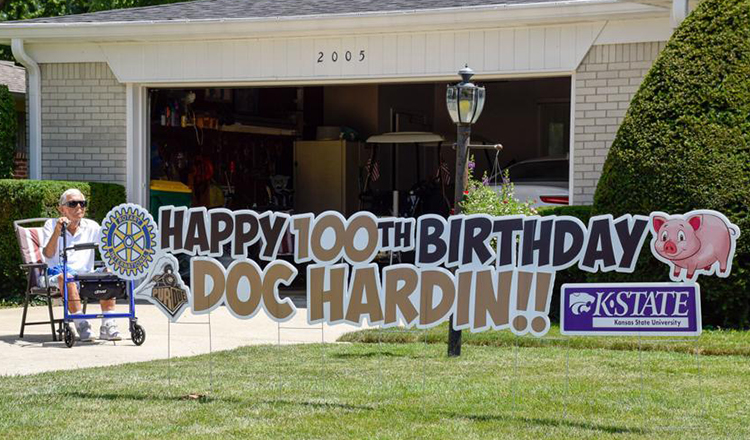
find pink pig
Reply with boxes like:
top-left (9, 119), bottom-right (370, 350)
top-left (650, 211), bottom-right (740, 281)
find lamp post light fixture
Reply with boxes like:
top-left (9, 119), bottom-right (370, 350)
top-left (446, 65), bottom-right (485, 357)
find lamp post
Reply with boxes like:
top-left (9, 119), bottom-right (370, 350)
top-left (445, 65), bottom-right (485, 357)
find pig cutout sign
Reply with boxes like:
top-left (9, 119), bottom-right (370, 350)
top-left (650, 210), bottom-right (740, 282)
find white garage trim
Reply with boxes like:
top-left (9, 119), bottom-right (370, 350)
top-left (126, 84), bottom-right (148, 205)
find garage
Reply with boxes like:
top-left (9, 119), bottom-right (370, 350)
top-left (147, 77), bottom-right (571, 217)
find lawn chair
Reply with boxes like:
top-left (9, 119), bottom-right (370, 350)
top-left (14, 218), bottom-right (62, 341)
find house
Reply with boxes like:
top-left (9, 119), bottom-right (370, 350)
top-left (0, 0), bottom-right (694, 210)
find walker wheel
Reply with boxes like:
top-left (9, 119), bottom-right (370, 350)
top-left (131, 324), bottom-right (146, 346)
top-left (63, 324), bottom-right (75, 348)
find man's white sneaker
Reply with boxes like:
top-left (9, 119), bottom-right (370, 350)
top-left (76, 320), bottom-right (95, 342)
top-left (99, 322), bottom-right (122, 341)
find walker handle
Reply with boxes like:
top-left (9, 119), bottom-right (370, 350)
top-left (65, 242), bottom-right (98, 252)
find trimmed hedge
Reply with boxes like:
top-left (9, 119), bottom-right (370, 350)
top-left (0, 179), bottom-right (125, 302)
top-left (0, 85), bottom-right (16, 179)
top-left (592, 0), bottom-right (750, 328)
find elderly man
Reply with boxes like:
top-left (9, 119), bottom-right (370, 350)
top-left (42, 189), bottom-right (121, 341)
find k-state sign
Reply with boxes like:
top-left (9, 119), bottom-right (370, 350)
top-left (560, 283), bottom-right (701, 336)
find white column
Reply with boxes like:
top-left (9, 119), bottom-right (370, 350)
top-left (126, 84), bottom-right (148, 205)
top-left (568, 72), bottom-right (576, 206)
top-left (671, 0), bottom-right (689, 28)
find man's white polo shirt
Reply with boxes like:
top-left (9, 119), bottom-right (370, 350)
top-left (43, 218), bottom-right (101, 273)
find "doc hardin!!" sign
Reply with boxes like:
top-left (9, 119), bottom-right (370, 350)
top-left (113, 205), bottom-right (738, 338)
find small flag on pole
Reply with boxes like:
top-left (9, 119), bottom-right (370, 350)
top-left (366, 158), bottom-right (380, 182)
top-left (436, 161), bottom-right (451, 185)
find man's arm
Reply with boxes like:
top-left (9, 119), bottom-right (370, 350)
top-left (42, 218), bottom-right (67, 259)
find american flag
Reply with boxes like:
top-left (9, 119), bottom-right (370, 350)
top-left (366, 158), bottom-right (380, 182)
top-left (436, 161), bottom-right (451, 185)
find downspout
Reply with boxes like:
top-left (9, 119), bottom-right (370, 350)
top-left (671, 0), bottom-right (689, 28)
top-left (11, 39), bottom-right (41, 180)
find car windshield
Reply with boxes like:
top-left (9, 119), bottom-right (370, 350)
top-left (506, 160), bottom-right (569, 182)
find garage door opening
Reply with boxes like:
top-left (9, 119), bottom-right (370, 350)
top-left (147, 76), bottom-right (570, 217)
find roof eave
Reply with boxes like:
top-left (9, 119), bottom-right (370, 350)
top-left (0, 1), bottom-right (669, 44)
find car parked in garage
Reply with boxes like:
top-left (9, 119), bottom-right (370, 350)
top-left (489, 156), bottom-right (569, 208)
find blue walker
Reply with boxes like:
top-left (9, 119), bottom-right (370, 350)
top-left (59, 230), bottom-right (145, 347)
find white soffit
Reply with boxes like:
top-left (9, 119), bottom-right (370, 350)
top-left (86, 23), bottom-right (605, 84)
top-left (594, 17), bottom-right (673, 44)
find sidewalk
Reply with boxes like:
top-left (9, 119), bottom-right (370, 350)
top-left (0, 298), bottom-right (362, 376)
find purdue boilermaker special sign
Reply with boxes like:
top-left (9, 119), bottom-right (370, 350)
top-left (98, 204), bottom-right (740, 337)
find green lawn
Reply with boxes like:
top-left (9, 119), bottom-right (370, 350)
top-left (340, 323), bottom-right (750, 357)
top-left (1, 333), bottom-right (749, 439)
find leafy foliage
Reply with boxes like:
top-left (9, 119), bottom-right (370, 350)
top-left (0, 179), bottom-right (125, 302)
top-left (0, 85), bottom-right (16, 178)
top-left (592, 0), bottom-right (750, 328)
top-left (460, 158), bottom-right (537, 217)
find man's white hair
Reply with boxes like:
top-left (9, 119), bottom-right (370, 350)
top-left (59, 188), bottom-right (85, 206)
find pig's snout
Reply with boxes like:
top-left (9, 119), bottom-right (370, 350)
top-left (664, 240), bottom-right (677, 255)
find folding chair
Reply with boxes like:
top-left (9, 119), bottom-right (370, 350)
top-left (14, 218), bottom-right (62, 341)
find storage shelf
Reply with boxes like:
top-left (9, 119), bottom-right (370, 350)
top-left (152, 123), bottom-right (297, 137)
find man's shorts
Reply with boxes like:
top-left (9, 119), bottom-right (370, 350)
top-left (46, 265), bottom-right (78, 287)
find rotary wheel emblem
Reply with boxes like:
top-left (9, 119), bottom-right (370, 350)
top-left (100, 204), bottom-right (158, 280)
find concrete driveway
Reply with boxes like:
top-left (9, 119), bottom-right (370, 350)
top-left (0, 297), bottom-right (363, 376)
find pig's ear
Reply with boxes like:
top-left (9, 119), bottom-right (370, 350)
top-left (687, 215), bottom-right (702, 231)
top-left (652, 216), bottom-right (667, 231)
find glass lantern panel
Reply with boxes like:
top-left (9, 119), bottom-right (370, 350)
top-left (458, 87), bottom-right (476, 124)
top-left (446, 86), bottom-right (459, 124)
top-left (471, 87), bottom-right (486, 124)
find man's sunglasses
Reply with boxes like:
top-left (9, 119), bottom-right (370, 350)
top-left (65, 200), bottom-right (87, 208)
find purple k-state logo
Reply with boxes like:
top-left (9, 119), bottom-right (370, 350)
top-left (560, 283), bottom-right (701, 336)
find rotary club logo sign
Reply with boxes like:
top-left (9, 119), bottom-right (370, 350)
top-left (99, 204), bottom-right (158, 280)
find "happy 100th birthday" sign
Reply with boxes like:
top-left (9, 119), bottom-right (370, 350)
top-left (99, 204), bottom-right (740, 337)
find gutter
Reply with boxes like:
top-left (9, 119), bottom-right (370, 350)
top-left (11, 39), bottom-right (41, 180)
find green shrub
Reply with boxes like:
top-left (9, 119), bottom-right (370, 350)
top-left (461, 159), bottom-right (537, 217)
top-left (0, 179), bottom-right (125, 302)
top-left (592, 0), bottom-right (750, 328)
top-left (0, 85), bottom-right (16, 178)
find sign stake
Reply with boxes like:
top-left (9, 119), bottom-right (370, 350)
top-left (167, 317), bottom-right (171, 391)
top-left (208, 311), bottom-right (214, 395)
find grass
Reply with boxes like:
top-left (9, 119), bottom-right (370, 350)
top-left (1, 336), bottom-right (749, 439)
top-left (339, 323), bottom-right (750, 357)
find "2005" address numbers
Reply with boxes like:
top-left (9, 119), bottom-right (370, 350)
top-left (317, 50), bottom-right (365, 64)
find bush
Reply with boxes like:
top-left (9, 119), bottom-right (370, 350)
top-left (592, 0), bottom-right (750, 328)
top-left (0, 85), bottom-right (17, 178)
top-left (0, 179), bottom-right (125, 302)
top-left (461, 159), bottom-right (537, 217)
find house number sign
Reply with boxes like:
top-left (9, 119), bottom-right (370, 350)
top-left (317, 49), bottom-right (366, 63)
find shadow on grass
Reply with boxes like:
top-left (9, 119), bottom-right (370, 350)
top-left (63, 391), bottom-right (374, 412)
top-left (261, 398), bottom-right (375, 411)
top-left (330, 350), bottom-right (408, 359)
top-left (443, 411), bottom-right (649, 435)
top-left (62, 390), bottom-right (235, 404)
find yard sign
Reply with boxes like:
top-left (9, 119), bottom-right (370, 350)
top-left (98, 204), bottom-right (740, 337)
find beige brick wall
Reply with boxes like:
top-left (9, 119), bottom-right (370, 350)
top-left (40, 63), bottom-right (126, 184)
top-left (573, 42), bottom-right (666, 205)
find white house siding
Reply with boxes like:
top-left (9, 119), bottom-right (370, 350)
top-left (40, 62), bottom-right (126, 184)
top-left (573, 41), bottom-right (666, 205)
